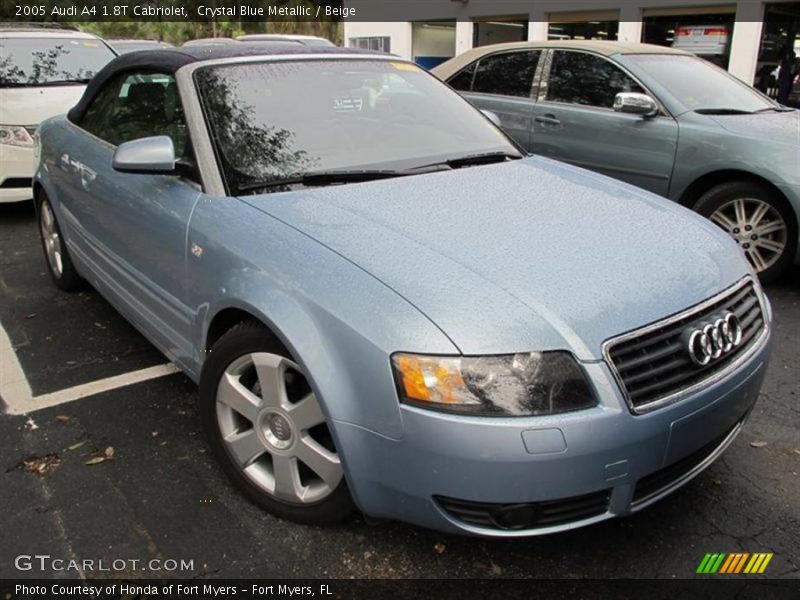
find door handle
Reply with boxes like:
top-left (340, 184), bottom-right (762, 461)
top-left (535, 114), bottom-right (561, 125)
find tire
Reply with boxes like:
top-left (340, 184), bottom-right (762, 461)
top-left (37, 193), bottom-right (83, 291)
top-left (199, 320), bottom-right (356, 524)
top-left (694, 181), bottom-right (797, 284)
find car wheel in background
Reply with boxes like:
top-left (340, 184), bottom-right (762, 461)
top-left (199, 321), bottom-right (356, 524)
top-left (695, 181), bottom-right (797, 283)
top-left (37, 193), bottom-right (83, 291)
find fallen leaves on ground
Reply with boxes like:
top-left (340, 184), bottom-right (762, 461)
top-left (433, 542), bottom-right (446, 555)
top-left (85, 447), bottom-right (116, 466)
top-left (750, 440), bottom-right (769, 448)
top-left (23, 454), bottom-right (60, 476)
top-left (55, 415), bottom-right (70, 422)
top-left (67, 441), bottom-right (86, 451)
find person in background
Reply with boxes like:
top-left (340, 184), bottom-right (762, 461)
top-left (777, 41), bottom-right (796, 105)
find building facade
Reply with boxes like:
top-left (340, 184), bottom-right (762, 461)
top-left (344, 0), bottom-right (799, 94)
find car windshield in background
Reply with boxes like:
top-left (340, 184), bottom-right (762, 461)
top-left (195, 59), bottom-right (519, 195)
top-left (624, 54), bottom-right (777, 114)
top-left (0, 37), bottom-right (116, 86)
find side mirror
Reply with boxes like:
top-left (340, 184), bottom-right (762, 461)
top-left (112, 136), bottom-right (176, 174)
top-left (481, 109), bottom-right (502, 127)
top-left (613, 92), bottom-right (659, 117)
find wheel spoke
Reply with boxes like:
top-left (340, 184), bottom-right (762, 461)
top-left (42, 205), bottom-right (53, 231)
top-left (288, 393), bottom-right (325, 431)
top-left (746, 248), bottom-right (768, 272)
top-left (755, 238), bottom-right (785, 254)
top-left (272, 454), bottom-right (304, 502)
top-left (749, 202), bottom-right (770, 228)
top-left (754, 220), bottom-right (787, 237)
top-left (710, 210), bottom-right (736, 231)
top-left (217, 372), bottom-right (262, 422)
top-left (252, 353), bottom-right (290, 408)
top-left (225, 429), bottom-right (266, 467)
top-left (295, 437), bottom-right (342, 488)
top-left (733, 199), bottom-right (747, 227)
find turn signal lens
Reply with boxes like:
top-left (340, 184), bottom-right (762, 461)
top-left (392, 352), bottom-right (597, 416)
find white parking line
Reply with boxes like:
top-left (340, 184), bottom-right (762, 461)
top-left (1, 323), bottom-right (179, 416)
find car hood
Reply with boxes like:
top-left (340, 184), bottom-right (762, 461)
top-left (0, 86), bottom-right (86, 126)
top-left (708, 109), bottom-right (800, 144)
top-left (242, 157), bottom-right (749, 360)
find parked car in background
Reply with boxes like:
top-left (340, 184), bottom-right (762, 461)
top-left (671, 25), bottom-right (730, 58)
top-left (34, 45), bottom-right (771, 537)
top-left (236, 34), bottom-right (334, 46)
top-left (108, 39), bottom-right (174, 54)
top-left (182, 37), bottom-right (240, 48)
top-left (0, 26), bottom-right (116, 203)
top-left (434, 41), bottom-right (800, 282)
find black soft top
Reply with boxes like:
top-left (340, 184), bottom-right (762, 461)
top-left (68, 43), bottom-right (383, 122)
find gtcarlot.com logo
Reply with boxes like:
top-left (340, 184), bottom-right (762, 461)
top-left (14, 554), bottom-right (194, 573)
top-left (696, 552), bottom-right (773, 574)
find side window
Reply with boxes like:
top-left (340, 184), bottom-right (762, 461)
top-left (80, 75), bottom-right (125, 140)
top-left (79, 72), bottom-right (189, 157)
top-left (448, 62), bottom-right (476, 91)
top-left (546, 51), bottom-right (644, 109)
top-left (471, 50), bottom-right (540, 97)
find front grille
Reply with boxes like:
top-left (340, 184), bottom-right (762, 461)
top-left (0, 177), bottom-right (32, 189)
top-left (606, 279), bottom-right (765, 412)
top-left (436, 489), bottom-right (610, 531)
top-left (632, 419), bottom-right (741, 505)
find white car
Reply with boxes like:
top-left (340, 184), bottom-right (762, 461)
top-left (672, 25), bottom-right (730, 56)
top-left (0, 27), bottom-right (116, 203)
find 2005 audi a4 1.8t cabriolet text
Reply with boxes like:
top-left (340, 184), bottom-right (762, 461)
top-left (33, 45), bottom-right (772, 536)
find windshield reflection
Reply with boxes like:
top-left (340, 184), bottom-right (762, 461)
top-left (0, 39), bottom-right (115, 86)
top-left (195, 59), bottom-right (518, 196)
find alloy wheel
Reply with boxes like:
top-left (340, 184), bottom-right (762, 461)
top-left (709, 198), bottom-right (788, 273)
top-left (39, 201), bottom-right (63, 277)
top-left (215, 352), bottom-right (342, 505)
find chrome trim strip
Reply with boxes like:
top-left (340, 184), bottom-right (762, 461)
top-left (630, 417), bottom-right (746, 512)
top-left (602, 276), bottom-right (769, 415)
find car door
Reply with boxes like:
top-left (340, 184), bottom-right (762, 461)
top-left (532, 49), bottom-right (678, 196)
top-left (447, 49), bottom-right (541, 151)
top-left (67, 70), bottom-right (201, 358)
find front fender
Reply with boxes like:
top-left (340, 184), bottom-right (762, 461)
top-left (187, 195), bottom-right (457, 440)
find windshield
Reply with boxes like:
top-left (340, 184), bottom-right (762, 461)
top-left (195, 59), bottom-right (519, 195)
top-left (624, 54), bottom-right (777, 114)
top-left (0, 37), bottom-right (115, 86)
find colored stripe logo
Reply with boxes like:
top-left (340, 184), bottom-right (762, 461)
top-left (697, 552), bottom-right (773, 574)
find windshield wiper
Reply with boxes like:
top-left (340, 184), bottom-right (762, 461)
top-left (753, 106), bottom-right (796, 113)
top-left (694, 108), bottom-right (755, 115)
top-left (412, 151), bottom-right (523, 171)
top-left (238, 169), bottom-right (408, 193)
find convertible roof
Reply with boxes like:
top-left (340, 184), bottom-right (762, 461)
top-left (68, 43), bottom-right (382, 122)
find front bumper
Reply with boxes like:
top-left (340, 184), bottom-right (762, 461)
top-left (334, 333), bottom-right (770, 537)
top-left (0, 143), bottom-right (34, 203)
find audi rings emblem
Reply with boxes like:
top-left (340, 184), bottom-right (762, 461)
top-left (686, 312), bottom-right (743, 366)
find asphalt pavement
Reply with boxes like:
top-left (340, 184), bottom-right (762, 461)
top-left (1, 200), bottom-right (798, 580)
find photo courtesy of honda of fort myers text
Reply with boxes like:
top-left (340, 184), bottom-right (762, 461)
top-left (1, 0), bottom-right (799, 597)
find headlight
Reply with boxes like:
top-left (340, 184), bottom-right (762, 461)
top-left (0, 125), bottom-right (35, 147)
top-left (392, 351), bottom-right (597, 416)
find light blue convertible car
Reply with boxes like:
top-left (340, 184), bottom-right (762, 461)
top-left (34, 45), bottom-right (772, 536)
